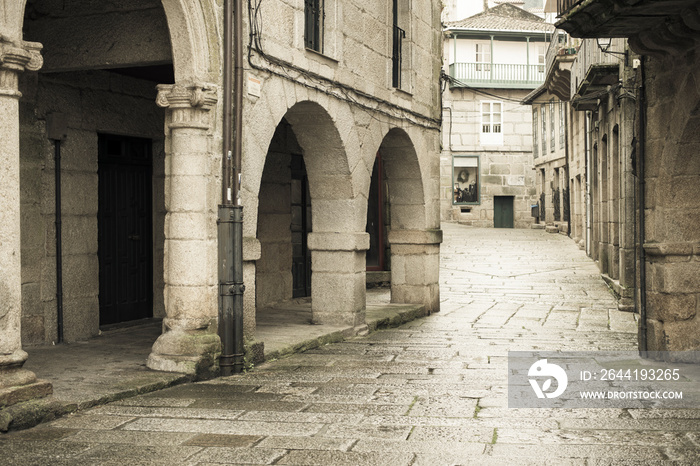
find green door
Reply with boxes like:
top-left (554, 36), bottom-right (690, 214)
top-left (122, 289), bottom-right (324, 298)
top-left (494, 196), bottom-right (514, 228)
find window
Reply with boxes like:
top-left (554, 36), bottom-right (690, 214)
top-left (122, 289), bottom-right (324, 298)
top-left (541, 105), bottom-right (546, 157)
top-left (392, 0), bottom-right (406, 88)
top-left (481, 101), bottom-right (502, 146)
top-left (550, 98), bottom-right (555, 152)
top-left (559, 101), bottom-right (565, 149)
top-left (452, 156), bottom-right (480, 205)
top-left (305, 0), bottom-right (324, 52)
top-left (532, 108), bottom-right (538, 158)
top-left (391, 0), bottom-right (411, 91)
top-left (538, 45), bottom-right (545, 73)
top-left (476, 42), bottom-right (491, 72)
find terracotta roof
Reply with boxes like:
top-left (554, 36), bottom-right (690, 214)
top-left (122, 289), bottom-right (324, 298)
top-left (445, 3), bottom-right (555, 34)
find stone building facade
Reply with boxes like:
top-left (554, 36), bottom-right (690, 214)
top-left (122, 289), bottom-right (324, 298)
top-left (522, 87), bottom-right (571, 234)
top-left (0, 0), bottom-right (443, 407)
top-left (556, 0), bottom-right (700, 357)
top-left (528, 32), bottom-right (637, 311)
top-left (441, 4), bottom-right (552, 228)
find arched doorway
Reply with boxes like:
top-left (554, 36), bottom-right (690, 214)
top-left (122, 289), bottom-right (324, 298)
top-left (375, 128), bottom-right (441, 313)
top-left (4, 0), bottom-right (224, 376)
top-left (255, 101), bottom-right (367, 329)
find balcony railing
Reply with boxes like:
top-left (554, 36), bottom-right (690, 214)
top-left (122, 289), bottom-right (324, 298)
top-left (449, 63), bottom-right (545, 89)
top-left (570, 37), bottom-right (626, 96)
top-left (545, 29), bottom-right (579, 75)
top-left (557, 0), bottom-right (584, 16)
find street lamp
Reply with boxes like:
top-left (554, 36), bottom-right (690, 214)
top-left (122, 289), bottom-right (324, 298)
top-left (596, 37), bottom-right (612, 52)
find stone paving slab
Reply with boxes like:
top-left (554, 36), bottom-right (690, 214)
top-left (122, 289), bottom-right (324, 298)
top-left (2, 224), bottom-right (699, 465)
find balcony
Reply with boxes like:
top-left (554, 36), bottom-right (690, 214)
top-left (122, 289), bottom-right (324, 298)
top-left (570, 38), bottom-right (625, 111)
top-left (543, 29), bottom-right (579, 101)
top-left (555, 0), bottom-right (700, 56)
top-left (448, 63), bottom-right (544, 89)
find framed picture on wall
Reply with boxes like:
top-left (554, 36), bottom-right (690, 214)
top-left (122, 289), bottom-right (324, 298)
top-left (452, 155), bottom-right (480, 205)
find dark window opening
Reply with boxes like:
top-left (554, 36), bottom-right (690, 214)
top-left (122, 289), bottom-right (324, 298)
top-left (392, 0), bottom-right (405, 88)
top-left (305, 0), bottom-right (323, 52)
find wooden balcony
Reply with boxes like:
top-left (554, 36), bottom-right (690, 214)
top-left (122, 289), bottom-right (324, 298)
top-left (448, 63), bottom-right (545, 89)
top-left (555, 0), bottom-right (700, 56)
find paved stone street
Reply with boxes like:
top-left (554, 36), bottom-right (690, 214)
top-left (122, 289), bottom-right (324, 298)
top-left (2, 224), bottom-right (699, 465)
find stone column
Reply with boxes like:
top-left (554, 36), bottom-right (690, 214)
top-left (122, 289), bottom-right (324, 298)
top-left (147, 83), bottom-right (221, 376)
top-left (644, 243), bottom-right (700, 360)
top-left (0, 38), bottom-right (52, 408)
top-left (389, 229), bottom-right (443, 314)
top-left (308, 232), bottom-right (369, 327)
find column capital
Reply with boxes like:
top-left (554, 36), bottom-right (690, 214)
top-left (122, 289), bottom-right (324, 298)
top-left (0, 37), bottom-right (43, 73)
top-left (156, 82), bottom-right (218, 130)
top-left (156, 82), bottom-right (217, 109)
top-left (0, 38), bottom-right (43, 98)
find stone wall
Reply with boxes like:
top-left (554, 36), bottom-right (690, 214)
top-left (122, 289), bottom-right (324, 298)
top-left (643, 50), bottom-right (700, 354)
top-left (18, 70), bottom-right (166, 344)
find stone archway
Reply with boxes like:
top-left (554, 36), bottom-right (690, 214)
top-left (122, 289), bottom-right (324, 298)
top-left (376, 128), bottom-right (442, 314)
top-left (278, 101), bottom-right (368, 327)
top-left (0, 0), bottom-right (223, 380)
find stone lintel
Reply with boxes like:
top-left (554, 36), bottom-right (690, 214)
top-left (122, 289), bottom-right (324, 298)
top-left (388, 229), bottom-right (443, 245)
top-left (308, 232), bottom-right (370, 251)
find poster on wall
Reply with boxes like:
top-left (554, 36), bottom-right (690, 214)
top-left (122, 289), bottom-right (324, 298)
top-left (453, 156), bottom-right (479, 205)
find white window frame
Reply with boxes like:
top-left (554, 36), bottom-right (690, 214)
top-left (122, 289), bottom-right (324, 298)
top-left (550, 98), bottom-right (556, 152)
top-left (480, 100), bottom-right (503, 146)
top-left (541, 105), bottom-right (547, 157)
top-left (559, 101), bottom-right (565, 149)
top-left (475, 42), bottom-right (491, 72)
top-left (537, 45), bottom-right (546, 74)
top-left (532, 107), bottom-right (538, 158)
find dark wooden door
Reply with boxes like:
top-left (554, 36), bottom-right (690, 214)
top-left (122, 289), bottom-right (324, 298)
top-left (291, 154), bottom-right (311, 298)
top-left (366, 154), bottom-right (385, 270)
top-left (494, 196), bottom-right (514, 228)
top-left (98, 134), bottom-right (153, 325)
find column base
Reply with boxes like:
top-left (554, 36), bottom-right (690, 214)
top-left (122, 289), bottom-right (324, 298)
top-left (147, 327), bottom-right (221, 378)
top-left (311, 309), bottom-right (367, 328)
top-left (0, 351), bottom-right (52, 409)
top-left (0, 377), bottom-right (53, 409)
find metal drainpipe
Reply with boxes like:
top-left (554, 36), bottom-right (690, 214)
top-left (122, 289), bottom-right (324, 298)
top-left (565, 102), bottom-right (571, 237)
top-left (585, 112), bottom-right (592, 256)
top-left (638, 57), bottom-right (647, 356)
top-left (47, 113), bottom-right (67, 344)
top-left (218, 0), bottom-right (245, 376)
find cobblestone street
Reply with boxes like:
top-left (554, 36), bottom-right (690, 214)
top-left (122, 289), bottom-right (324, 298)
top-left (2, 224), bottom-right (699, 465)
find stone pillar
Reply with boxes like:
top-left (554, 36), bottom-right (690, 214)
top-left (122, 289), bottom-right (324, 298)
top-left (644, 243), bottom-right (700, 359)
top-left (389, 229), bottom-right (443, 314)
top-left (147, 83), bottom-right (221, 376)
top-left (308, 232), bottom-right (369, 327)
top-left (0, 38), bottom-right (52, 408)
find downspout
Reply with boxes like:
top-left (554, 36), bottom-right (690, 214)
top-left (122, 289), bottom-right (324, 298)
top-left (638, 57), bottom-right (647, 356)
top-left (585, 111), bottom-right (591, 256)
top-left (218, 0), bottom-right (245, 376)
top-left (565, 103), bottom-right (571, 236)
top-left (46, 113), bottom-right (67, 344)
